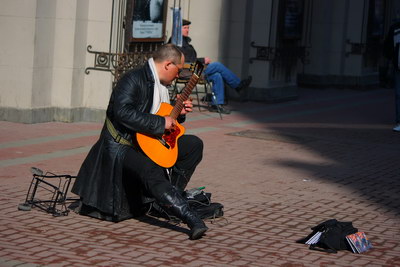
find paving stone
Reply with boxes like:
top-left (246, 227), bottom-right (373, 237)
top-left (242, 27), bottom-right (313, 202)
top-left (0, 88), bottom-right (399, 266)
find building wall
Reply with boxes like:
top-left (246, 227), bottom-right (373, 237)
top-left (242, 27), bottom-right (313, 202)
top-left (247, 0), bottom-right (273, 90)
top-left (246, 0), bottom-right (300, 102)
top-left (1, 0), bottom-right (37, 109)
top-left (1, 0), bottom-right (395, 123)
top-left (0, 0), bottom-right (113, 123)
top-left (168, 0), bottom-right (251, 99)
top-left (298, 0), bottom-right (394, 88)
top-left (303, 0), bottom-right (368, 84)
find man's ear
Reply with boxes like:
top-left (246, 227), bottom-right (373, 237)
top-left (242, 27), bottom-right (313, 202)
top-left (164, 60), bottom-right (173, 70)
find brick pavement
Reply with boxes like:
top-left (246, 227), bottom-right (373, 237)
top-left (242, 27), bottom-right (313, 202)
top-left (0, 87), bottom-right (399, 266)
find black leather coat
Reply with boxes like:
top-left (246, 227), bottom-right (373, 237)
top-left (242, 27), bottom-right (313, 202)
top-left (72, 62), bottom-right (167, 220)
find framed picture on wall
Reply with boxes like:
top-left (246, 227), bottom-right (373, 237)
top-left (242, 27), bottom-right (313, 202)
top-left (126, 0), bottom-right (167, 42)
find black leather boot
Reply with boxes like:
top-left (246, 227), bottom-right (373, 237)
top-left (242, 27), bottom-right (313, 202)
top-left (170, 167), bottom-right (193, 192)
top-left (159, 187), bottom-right (208, 240)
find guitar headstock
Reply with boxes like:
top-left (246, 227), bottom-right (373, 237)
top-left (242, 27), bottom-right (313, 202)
top-left (190, 61), bottom-right (204, 77)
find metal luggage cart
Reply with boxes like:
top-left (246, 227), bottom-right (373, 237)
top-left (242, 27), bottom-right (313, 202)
top-left (18, 167), bottom-right (78, 216)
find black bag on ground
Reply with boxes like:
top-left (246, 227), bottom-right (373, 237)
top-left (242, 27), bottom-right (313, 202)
top-left (297, 219), bottom-right (358, 253)
top-left (187, 191), bottom-right (224, 219)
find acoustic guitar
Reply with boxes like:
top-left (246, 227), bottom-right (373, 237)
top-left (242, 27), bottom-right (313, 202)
top-left (136, 62), bottom-right (204, 168)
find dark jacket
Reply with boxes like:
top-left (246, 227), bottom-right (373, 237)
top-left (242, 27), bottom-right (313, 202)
top-left (384, 21), bottom-right (400, 70)
top-left (169, 36), bottom-right (204, 64)
top-left (71, 62), bottom-right (167, 221)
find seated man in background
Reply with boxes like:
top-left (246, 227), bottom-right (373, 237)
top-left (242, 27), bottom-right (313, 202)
top-left (172, 19), bottom-right (252, 114)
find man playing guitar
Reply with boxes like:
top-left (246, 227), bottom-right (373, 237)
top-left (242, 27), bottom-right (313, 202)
top-left (72, 44), bottom-right (208, 240)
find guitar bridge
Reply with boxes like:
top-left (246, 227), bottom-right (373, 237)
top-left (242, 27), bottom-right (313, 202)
top-left (157, 136), bottom-right (170, 149)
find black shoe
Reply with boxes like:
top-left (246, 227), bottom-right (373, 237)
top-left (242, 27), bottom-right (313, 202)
top-left (201, 93), bottom-right (213, 103)
top-left (158, 187), bottom-right (208, 240)
top-left (189, 221), bottom-right (209, 240)
top-left (170, 167), bottom-right (193, 192)
top-left (235, 75), bottom-right (252, 93)
top-left (209, 105), bottom-right (231, 114)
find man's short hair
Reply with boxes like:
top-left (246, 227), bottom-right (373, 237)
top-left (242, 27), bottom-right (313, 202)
top-left (153, 44), bottom-right (183, 64)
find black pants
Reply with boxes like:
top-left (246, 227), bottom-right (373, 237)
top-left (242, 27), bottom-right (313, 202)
top-left (122, 135), bottom-right (203, 200)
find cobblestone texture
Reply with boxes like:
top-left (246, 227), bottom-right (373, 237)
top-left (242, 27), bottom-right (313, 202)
top-left (0, 88), bottom-right (399, 266)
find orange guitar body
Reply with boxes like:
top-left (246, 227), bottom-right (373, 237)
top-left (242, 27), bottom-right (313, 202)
top-left (136, 61), bottom-right (204, 168)
top-left (136, 102), bottom-right (185, 168)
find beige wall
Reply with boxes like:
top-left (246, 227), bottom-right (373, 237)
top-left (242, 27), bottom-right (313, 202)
top-left (4, 0), bottom-right (249, 122)
top-left (166, 0), bottom-right (248, 71)
top-left (166, 0), bottom-right (251, 98)
top-left (298, 0), bottom-right (385, 87)
top-left (0, 0), bottom-right (113, 122)
top-left (0, 0), bottom-right (297, 122)
top-left (1, 0), bottom-right (387, 123)
top-left (83, 0), bottom-right (113, 110)
top-left (303, 0), bottom-right (364, 76)
top-left (247, 0), bottom-right (274, 89)
top-left (1, 0), bottom-right (36, 109)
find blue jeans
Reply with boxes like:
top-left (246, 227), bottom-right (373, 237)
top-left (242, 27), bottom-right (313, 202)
top-left (204, 62), bottom-right (241, 105)
top-left (395, 69), bottom-right (400, 124)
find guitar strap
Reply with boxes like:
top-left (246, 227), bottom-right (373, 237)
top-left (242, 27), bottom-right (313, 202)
top-left (105, 117), bottom-right (133, 147)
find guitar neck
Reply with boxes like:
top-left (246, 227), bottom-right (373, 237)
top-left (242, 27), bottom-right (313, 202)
top-left (170, 74), bottom-right (200, 119)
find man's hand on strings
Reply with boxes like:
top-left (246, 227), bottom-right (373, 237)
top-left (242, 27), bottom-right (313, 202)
top-left (164, 116), bottom-right (176, 130)
top-left (177, 94), bottom-right (193, 115)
